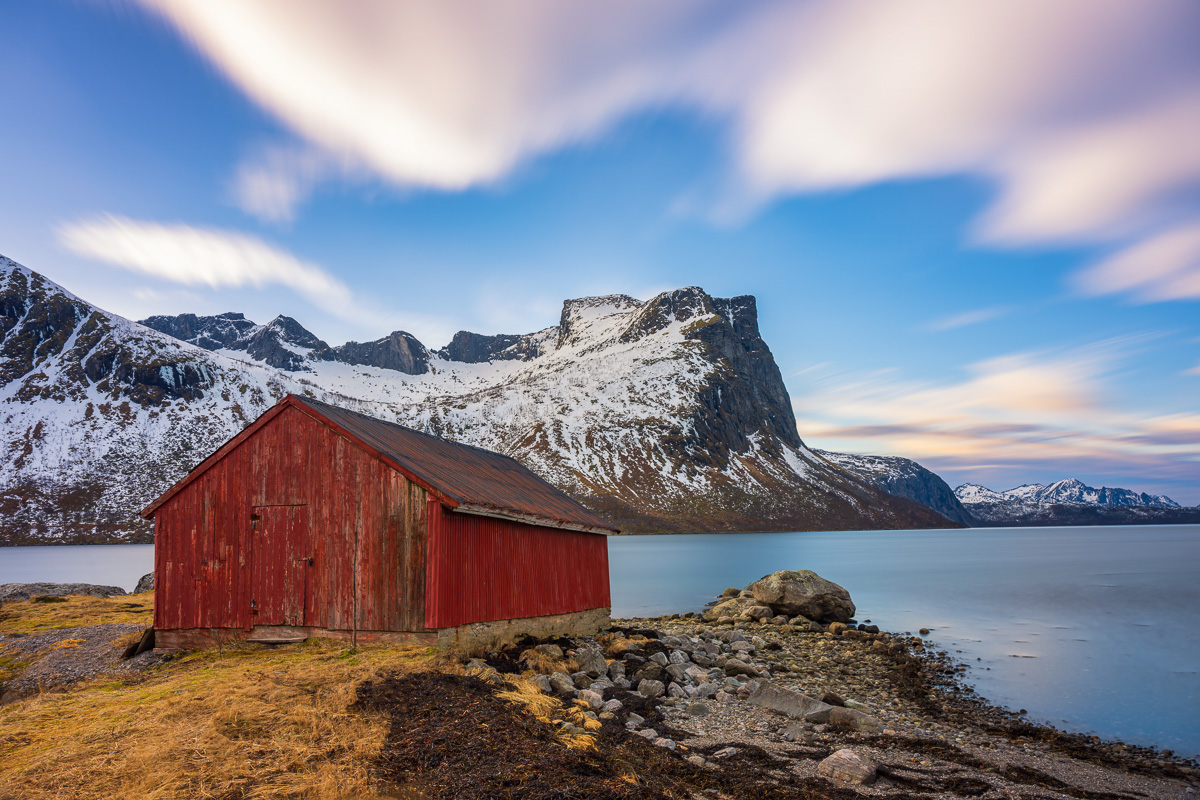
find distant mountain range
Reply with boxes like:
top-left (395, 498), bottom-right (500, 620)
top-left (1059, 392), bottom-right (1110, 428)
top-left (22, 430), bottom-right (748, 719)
top-left (952, 478), bottom-right (1199, 527)
top-left (0, 253), bottom-right (952, 545)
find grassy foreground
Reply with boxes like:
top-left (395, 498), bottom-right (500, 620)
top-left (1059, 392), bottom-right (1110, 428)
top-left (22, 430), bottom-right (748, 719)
top-left (0, 594), bottom-right (421, 799)
top-left (0, 595), bottom-right (610, 800)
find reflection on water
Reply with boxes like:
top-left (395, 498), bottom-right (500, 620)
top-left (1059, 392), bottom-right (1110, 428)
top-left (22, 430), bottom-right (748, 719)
top-left (2, 527), bottom-right (1197, 757)
top-left (608, 525), bottom-right (1200, 759)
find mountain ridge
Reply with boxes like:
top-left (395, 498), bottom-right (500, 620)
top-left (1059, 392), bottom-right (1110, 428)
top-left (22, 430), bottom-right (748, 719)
top-left (1, 253), bottom-right (956, 545)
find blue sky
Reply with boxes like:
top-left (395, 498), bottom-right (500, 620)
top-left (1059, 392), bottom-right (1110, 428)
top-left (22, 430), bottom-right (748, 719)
top-left (2, 1), bottom-right (1198, 503)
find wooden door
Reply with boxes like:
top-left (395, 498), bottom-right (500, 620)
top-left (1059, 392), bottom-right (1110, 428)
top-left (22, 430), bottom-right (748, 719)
top-left (249, 505), bottom-right (310, 627)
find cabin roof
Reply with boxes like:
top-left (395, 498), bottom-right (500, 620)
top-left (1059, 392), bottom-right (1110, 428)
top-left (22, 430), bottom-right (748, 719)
top-left (141, 394), bottom-right (618, 534)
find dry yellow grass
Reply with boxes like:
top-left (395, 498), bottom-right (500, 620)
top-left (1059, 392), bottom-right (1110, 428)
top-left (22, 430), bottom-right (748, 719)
top-left (0, 640), bottom-right (437, 799)
top-left (517, 647), bottom-right (578, 676)
top-left (0, 592), bottom-right (155, 633)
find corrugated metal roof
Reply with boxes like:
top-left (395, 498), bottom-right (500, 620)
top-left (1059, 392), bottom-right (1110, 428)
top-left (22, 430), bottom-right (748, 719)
top-left (291, 395), bottom-right (617, 533)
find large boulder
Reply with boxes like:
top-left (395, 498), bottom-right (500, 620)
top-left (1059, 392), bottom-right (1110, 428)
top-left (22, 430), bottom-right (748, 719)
top-left (744, 570), bottom-right (855, 623)
top-left (134, 573), bottom-right (154, 593)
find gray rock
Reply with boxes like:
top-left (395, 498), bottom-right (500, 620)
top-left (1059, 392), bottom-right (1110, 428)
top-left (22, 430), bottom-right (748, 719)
top-left (694, 682), bottom-right (721, 698)
top-left (607, 661), bottom-right (626, 682)
top-left (704, 595), bottom-right (756, 620)
top-left (817, 749), bottom-right (878, 785)
top-left (649, 652), bottom-right (669, 666)
top-left (712, 747), bottom-right (739, 759)
top-left (666, 663), bottom-right (688, 682)
top-left (744, 570), bottom-right (855, 623)
top-left (828, 706), bottom-right (883, 732)
top-left (668, 649), bottom-right (690, 665)
top-left (534, 643), bottom-right (564, 659)
top-left (603, 699), bottom-right (623, 713)
top-left (654, 738), bottom-right (677, 750)
top-left (614, 677), bottom-right (632, 690)
top-left (637, 728), bottom-right (658, 740)
top-left (638, 679), bottom-right (666, 699)
top-left (549, 672), bottom-right (576, 695)
top-left (134, 573), bottom-right (154, 593)
top-left (588, 678), bottom-right (614, 694)
top-left (578, 689), bottom-right (605, 710)
top-left (668, 682), bottom-right (687, 698)
top-left (723, 658), bottom-right (760, 678)
top-left (627, 712), bottom-right (645, 726)
top-left (686, 755), bottom-right (706, 767)
top-left (632, 663), bottom-right (663, 683)
top-left (530, 674), bottom-right (553, 694)
top-left (576, 648), bottom-right (607, 678)
top-left (0, 583), bottom-right (126, 603)
top-left (747, 683), bottom-right (835, 722)
top-left (571, 671), bottom-right (593, 689)
top-left (686, 701), bottom-right (711, 717)
top-left (692, 654), bottom-right (713, 667)
top-left (730, 640), bottom-right (755, 655)
top-left (741, 605), bottom-right (774, 621)
top-left (684, 666), bottom-right (709, 683)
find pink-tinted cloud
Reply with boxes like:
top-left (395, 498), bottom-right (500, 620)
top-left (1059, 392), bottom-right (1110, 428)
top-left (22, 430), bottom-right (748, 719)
top-left (792, 340), bottom-right (1200, 501)
top-left (1073, 221), bottom-right (1200, 303)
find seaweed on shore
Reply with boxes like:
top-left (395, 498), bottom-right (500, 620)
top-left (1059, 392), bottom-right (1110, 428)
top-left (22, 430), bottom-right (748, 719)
top-left (355, 671), bottom-right (865, 800)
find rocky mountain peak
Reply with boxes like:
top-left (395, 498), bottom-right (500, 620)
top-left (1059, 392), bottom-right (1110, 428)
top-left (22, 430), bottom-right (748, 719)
top-left (556, 294), bottom-right (642, 349)
top-left (317, 330), bottom-right (430, 374)
top-left (438, 331), bottom-right (524, 363)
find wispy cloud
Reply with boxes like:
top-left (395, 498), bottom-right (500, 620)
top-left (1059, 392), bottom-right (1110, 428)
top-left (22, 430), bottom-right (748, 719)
top-left (57, 214), bottom-right (353, 316)
top-left (924, 306), bottom-right (1011, 332)
top-left (1072, 221), bottom-right (1200, 303)
top-left (229, 144), bottom-right (346, 225)
top-left (128, 0), bottom-right (1200, 248)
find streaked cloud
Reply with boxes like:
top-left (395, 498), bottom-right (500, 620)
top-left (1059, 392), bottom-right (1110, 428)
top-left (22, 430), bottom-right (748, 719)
top-left (57, 214), bottom-right (353, 315)
top-left (131, 0), bottom-right (1200, 247)
top-left (1072, 221), bottom-right (1200, 303)
top-left (925, 306), bottom-right (1011, 332)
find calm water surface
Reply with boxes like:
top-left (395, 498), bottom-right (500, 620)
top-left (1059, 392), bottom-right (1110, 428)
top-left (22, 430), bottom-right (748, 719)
top-left (609, 525), bottom-right (1200, 759)
top-left (3, 526), bottom-right (1197, 757)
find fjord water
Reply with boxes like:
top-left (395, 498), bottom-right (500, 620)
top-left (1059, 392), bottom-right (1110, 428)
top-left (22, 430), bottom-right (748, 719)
top-left (4, 526), bottom-right (1197, 757)
top-left (607, 525), bottom-right (1200, 759)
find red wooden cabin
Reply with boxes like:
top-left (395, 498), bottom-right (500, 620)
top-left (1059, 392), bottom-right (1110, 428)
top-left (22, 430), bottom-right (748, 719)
top-left (141, 395), bottom-right (616, 649)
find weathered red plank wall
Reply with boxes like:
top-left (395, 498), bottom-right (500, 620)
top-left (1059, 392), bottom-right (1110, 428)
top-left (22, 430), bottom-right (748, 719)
top-left (424, 501), bottom-right (611, 629)
top-left (153, 405), bottom-right (428, 633)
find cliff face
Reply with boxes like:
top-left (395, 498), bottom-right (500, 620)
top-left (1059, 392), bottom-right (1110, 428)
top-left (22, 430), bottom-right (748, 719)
top-left (1, 254), bottom-right (957, 544)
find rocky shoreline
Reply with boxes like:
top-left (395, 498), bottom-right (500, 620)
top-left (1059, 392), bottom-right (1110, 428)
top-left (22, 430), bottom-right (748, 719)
top-left (464, 572), bottom-right (1198, 798)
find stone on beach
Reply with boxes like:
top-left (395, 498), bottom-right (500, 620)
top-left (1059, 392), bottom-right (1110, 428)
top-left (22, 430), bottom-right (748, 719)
top-left (746, 682), bottom-right (835, 722)
top-left (817, 749), bottom-right (878, 785)
top-left (745, 570), bottom-right (855, 622)
top-left (576, 647), bottom-right (607, 678)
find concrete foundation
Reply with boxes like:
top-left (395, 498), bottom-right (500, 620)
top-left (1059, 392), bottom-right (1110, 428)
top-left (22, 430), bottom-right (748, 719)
top-left (435, 607), bottom-right (611, 650)
top-left (153, 606), bottom-right (611, 652)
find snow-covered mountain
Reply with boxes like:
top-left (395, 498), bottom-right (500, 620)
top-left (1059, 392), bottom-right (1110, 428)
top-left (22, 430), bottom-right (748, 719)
top-left (1, 254), bottom-right (955, 544)
top-left (956, 479), bottom-right (1180, 509)
top-left (954, 479), bottom-right (1198, 527)
top-left (816, 450), bottom-right (974, 525)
